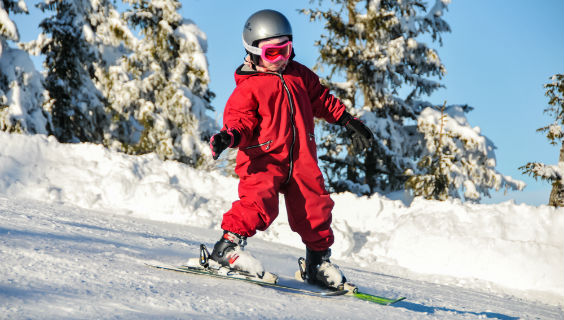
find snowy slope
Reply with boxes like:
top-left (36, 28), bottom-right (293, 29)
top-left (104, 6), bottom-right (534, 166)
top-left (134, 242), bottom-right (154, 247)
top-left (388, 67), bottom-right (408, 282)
top-left (0, 131), bottom-right (563, 318)
top-left (1, 196), bottom-right (563, 319)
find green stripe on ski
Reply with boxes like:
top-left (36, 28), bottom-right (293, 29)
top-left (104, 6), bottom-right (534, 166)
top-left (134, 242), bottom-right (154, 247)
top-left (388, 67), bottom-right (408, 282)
top-left (353, 291), bottom-right (406, 305)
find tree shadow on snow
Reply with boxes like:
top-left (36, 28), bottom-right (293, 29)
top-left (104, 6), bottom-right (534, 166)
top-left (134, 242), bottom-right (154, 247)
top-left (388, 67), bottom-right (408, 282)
top-left (393, 300), bottom-right (519, 320)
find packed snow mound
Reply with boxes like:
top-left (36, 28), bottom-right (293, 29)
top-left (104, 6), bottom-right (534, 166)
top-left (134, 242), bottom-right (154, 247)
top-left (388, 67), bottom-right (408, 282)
top-left (0, 131), bottom-right (562, 306)
top-left (0, 131), bottom-right (237, 228)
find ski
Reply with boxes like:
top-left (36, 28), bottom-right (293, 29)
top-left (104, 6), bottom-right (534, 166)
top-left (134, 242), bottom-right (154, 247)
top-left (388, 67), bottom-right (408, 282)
top-left (147, 244), bottom-right (347, 298)
top-left (147, 243), bottom-right (406, 305)
top-left (352, 291), bottom-right (406, 305)
top-left (146, 263), bottom-right (348, 297)
top-left (296, 257), bottom-right (406, 306)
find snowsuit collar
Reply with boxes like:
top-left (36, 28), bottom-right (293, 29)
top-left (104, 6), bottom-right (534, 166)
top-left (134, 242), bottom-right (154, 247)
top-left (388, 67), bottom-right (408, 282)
top-left (234, 60), bottom-right (295, 86)
top-left (236, 63), bottom-right (259, 76)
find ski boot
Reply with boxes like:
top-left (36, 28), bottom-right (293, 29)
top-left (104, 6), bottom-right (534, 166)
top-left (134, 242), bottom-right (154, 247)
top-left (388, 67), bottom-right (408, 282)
top-left (208, 231), bottom-right (266, 278)
top-left (297, 248), bottom-right (357, 293)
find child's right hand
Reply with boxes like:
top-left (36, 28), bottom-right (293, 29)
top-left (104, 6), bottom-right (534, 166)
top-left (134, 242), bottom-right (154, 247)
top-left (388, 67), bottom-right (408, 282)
top-left (210, 129), bottom-right (240, 160)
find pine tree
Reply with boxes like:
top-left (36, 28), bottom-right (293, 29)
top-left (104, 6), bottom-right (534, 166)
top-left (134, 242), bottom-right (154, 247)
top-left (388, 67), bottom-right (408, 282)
top-left (118, 0), bottom-right (216, 166)
top-left (0, 0), bottom-right (50, 134)
top-left (405, 102), bottom-right (450, 200)
top-left (87, 0), bottom-right (139, 149)
top-left (406, 102), bottom-right (524, 202)
top-left (303, 0), bottom-right (451, 194)
top-left (31, 0), bottom-right (109, 143)
top-left (520, 74), bottom-right (564, 207)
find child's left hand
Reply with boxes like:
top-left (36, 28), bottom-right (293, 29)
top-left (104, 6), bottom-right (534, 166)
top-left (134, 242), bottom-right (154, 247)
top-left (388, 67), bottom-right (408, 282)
top-left (338, 112), bottom-right (374, 152)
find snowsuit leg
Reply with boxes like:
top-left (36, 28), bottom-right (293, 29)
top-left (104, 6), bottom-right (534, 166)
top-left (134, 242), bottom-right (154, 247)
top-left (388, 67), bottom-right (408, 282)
top-left (283, 168), bottom-right (334, 251)
top-left (221, 163), bottom-right (286, 238)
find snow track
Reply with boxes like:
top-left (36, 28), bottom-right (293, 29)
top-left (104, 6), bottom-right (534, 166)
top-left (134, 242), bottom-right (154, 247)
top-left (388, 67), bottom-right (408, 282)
top-left (1, 197), bottom-right (561, 319)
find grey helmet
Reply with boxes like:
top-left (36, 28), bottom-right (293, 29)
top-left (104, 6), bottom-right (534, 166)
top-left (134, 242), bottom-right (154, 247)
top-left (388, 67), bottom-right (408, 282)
top-left (242, 9), bottom-right (293, 64)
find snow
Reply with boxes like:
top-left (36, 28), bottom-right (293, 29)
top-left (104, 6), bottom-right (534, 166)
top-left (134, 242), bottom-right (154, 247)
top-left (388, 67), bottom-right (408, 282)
top-left (0, 42), bottom-right (49, 134)
top-left (0, 3), bottom-right (19, 42)
top-left (1, 5), bottom-right (49, 136)
top-left (1, 131), bottom-right (563, 318)
top-left (175, 18), bottom-right (209, 71)
top-left (415, 106), bottom-right (525, 201)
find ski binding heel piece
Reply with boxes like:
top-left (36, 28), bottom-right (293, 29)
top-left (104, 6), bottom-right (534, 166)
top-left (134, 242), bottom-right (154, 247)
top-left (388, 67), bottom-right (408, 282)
top-left (199, 244), bottom-right (210, 267)
top-left (297, 257), bottom-right (306, 280)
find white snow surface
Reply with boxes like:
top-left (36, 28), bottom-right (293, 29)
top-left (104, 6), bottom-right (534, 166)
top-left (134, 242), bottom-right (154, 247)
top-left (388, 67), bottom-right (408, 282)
top-left (1, 131), bottom-right (563, 319)
top-left (0, 3), bottom-right (19, 42)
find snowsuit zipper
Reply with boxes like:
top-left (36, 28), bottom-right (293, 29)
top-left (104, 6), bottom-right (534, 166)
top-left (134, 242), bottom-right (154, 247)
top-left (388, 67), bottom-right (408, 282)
top-left (243, 140), bottom-right (273, 150)
top-left (270, 72), bottom-right (296, 185)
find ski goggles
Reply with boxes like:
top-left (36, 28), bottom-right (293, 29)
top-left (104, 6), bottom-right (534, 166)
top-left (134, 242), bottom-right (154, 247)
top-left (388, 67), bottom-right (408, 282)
top-left (243, 36), bottom-right (293, 63)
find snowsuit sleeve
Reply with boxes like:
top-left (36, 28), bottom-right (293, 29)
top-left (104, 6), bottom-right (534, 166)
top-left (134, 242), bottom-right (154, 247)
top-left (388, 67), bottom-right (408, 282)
top-left (302, 66), bottom-right (346, 124)
top-left (222, 84), bottom-right (259, 147)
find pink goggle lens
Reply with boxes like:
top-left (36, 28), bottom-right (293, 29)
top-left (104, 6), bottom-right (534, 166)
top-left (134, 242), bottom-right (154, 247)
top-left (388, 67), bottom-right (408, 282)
top-left (261, 41), bottom-right (292, 63)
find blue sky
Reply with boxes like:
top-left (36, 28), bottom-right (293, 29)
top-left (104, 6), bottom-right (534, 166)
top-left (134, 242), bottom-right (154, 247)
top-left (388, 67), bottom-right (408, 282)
top-left (180, 0), bottom-right (564, 206)
top-left (13, 0), bottom-right (564, 205)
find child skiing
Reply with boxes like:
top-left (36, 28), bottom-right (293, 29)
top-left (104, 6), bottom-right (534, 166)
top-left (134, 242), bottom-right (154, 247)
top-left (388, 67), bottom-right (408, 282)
top-left (208, 9), bottom-right (374, 289)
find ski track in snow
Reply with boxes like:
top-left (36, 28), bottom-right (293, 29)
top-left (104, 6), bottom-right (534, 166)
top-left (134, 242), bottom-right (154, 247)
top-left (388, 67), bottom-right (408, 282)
top-left (1, 196), bottom-right (562, 320)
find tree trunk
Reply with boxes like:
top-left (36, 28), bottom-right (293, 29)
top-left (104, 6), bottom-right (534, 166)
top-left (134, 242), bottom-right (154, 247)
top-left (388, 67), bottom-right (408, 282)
top-left (548, 140), bottom-right (564, 207)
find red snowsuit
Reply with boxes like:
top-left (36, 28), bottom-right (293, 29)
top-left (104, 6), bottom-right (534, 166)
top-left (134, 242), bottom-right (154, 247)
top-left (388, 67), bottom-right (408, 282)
top-left (221, 60), bottom-right (346, 251)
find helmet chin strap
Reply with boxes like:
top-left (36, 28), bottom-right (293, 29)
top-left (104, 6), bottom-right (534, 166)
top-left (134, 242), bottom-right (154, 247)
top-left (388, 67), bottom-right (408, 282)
top-left (244, 55), bottom-right (258, 71)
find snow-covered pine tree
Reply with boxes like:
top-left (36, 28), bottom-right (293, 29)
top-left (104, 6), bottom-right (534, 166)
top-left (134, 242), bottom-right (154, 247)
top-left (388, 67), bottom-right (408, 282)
top-left (31, 0), bottom-right (109, 143)
top-left (0, 0), bottom-right (50, 134)
top-left (303, 0), bottom-right (451, 194)
top-left (119, 0), bottom-right (216, 166)
top-left (406, 103), bottom-right (525, 202)
top-left (405, 102), bottom-right (450, 200)
top-left (520, 74), bottom-right (564, 207)
top-left (86, 0), bottom-right (140, 149)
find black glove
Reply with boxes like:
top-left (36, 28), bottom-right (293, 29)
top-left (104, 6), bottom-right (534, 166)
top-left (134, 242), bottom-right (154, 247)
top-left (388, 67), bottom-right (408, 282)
top-left (338, 112), bottom-right (374, 152)
top-left (210, 128), bottom-right (241, 160)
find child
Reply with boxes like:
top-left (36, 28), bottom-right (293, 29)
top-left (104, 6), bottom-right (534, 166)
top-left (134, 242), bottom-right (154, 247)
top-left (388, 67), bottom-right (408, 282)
top-left (208, 9), bottom-right (374, 289)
